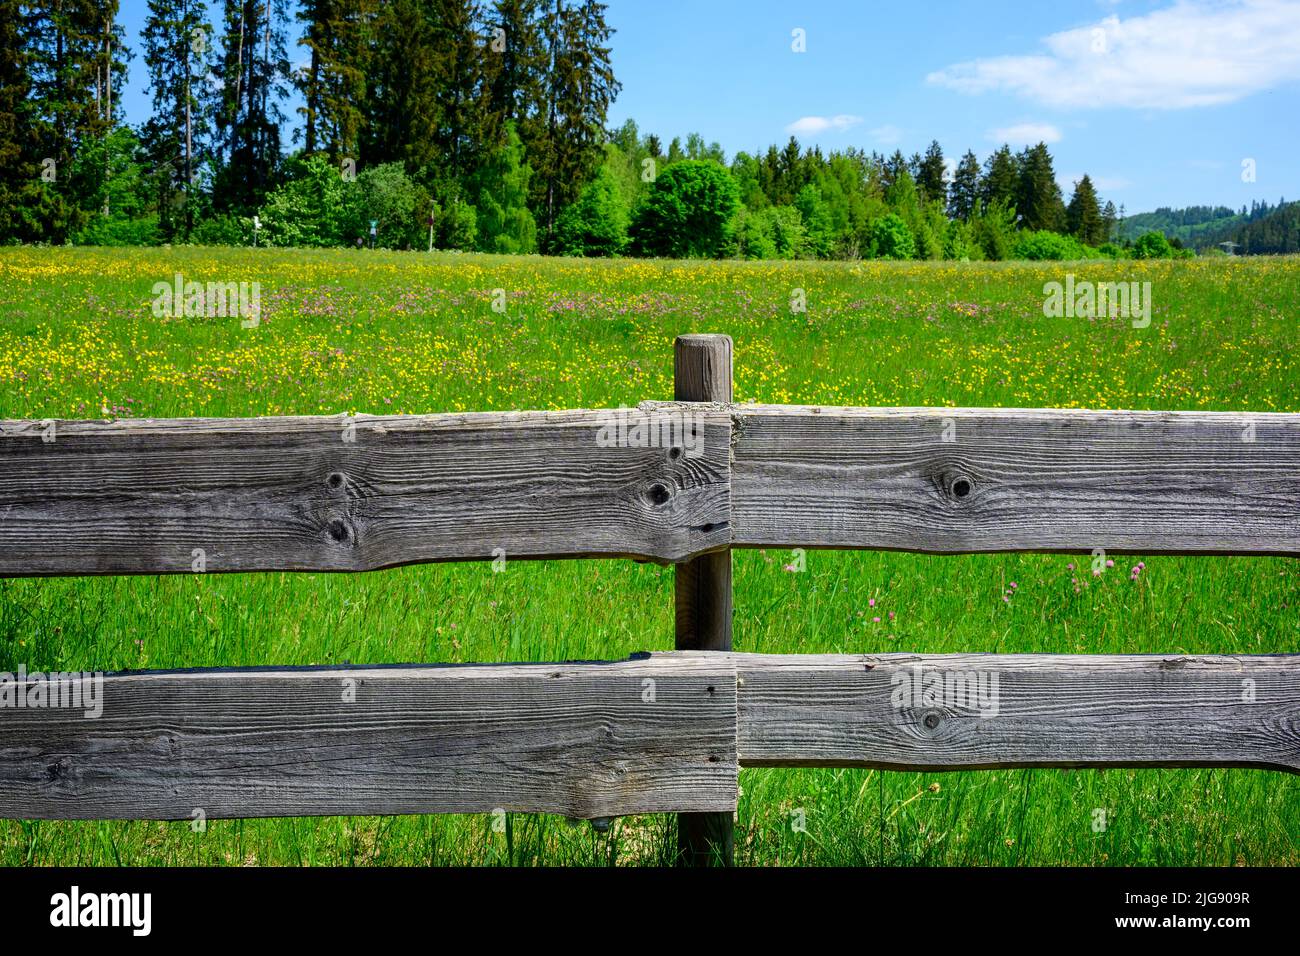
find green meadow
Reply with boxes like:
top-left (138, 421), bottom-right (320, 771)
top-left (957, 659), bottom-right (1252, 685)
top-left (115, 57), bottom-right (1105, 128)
top-left (0, 246), bottom-right (1296, 866)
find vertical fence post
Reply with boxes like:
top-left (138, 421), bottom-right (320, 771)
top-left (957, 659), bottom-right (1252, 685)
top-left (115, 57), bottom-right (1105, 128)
top-left (673, 333), bottom-right (735, 867)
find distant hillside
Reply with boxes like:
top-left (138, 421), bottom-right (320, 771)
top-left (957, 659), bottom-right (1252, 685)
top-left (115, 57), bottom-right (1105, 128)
top-left (1116, 205), bottom-right (1244, 245)
top-left (1116, 199), bottom-right (1298, 253)
top-left (1209, 201), bottom-right (1300, 254)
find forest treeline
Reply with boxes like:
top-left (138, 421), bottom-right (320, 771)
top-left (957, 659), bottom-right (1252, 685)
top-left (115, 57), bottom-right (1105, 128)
top-left (1118, 200), bottom-right (1298, 255)
top-left (3, 0), bottom-right (1284, 259)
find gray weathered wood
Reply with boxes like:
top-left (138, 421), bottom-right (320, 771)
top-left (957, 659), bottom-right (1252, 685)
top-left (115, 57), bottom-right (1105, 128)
top-left (710, 652), bottom-right (1300, 773)
top-left (673, 334), bottom-right (735, 865)
top-left (2, 651), bottom-right (1294, 821)
top-left (722, 405), bottom-right (1300, 555)
top-left (0, 409), bottom-right (731, 575)
top-left (0, 657), bottom-right (738, 820)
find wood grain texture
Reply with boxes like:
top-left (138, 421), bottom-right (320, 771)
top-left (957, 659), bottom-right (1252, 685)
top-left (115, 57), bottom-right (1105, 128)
top-left (2, 651), bottom-right (1294, 821)
top-left (0, 657), bottom-right (738, 820)
top-left (0, 409), bottom-right (731, 575)
top-left (723, 405), bottom-right (1300, 555)
top-left (703, 652), bottom-right (1300, 773)
top-left (673, 334), bottom-right (735, 865)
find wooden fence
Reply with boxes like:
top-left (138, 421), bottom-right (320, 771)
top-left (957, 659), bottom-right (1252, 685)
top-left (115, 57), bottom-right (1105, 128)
top-left (1, 334), bottom-right (1297, 865)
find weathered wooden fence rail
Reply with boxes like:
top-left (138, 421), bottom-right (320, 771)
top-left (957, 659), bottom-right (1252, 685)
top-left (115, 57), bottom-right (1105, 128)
top-left (4, 406), bottom-right (1298, 575)
top-left (1, 334), bottom-right (1297, 864)
top-left (2, 653), bottom-right (1295, 821)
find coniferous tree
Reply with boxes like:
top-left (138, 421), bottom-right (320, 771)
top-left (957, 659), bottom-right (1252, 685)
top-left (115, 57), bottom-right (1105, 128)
top-left (212, 0), bottom-right (290, 212)
top-left (23, 0), bottom-right (127, 239)
top-left (296, 0), bottom-right (327, 155)
top-left (948, 149), bottom-right (979, 221)
top-left (484, 0), bottom-right (546, 145)
top-left (428, 0), bottom-right (487, 184)
top-left (1100, 200), bottom-right (1118, 243)
top-left (1014, 142), bottom-right (1065, 232)
top-left (979, 144), bottom-right (1018, 211)
top-left (880, 149), bottom-right (908, 193)
top-left (1065, 174), bottom-right (1104, 246)
top-left (364, 0), bottom-right (439, 172)
top-left (473, 120), bottom-right (536, 253)
top-left (916, 139), bottom-right (946, 208)
top-left (142, 0), bottom-right (211, 236)
top-left (532, 0), bottom-right (620, 239)
top-left (297, 0), bottom-right (376, 164)
top-left (0, 0), bottom-right (38, 239)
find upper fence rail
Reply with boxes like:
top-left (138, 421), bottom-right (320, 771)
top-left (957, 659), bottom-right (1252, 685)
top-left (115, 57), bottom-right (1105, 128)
top-left (1, 403), bottom-right (1298, 576)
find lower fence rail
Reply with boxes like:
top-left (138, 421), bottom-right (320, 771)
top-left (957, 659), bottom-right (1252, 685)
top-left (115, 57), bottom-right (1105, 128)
top-left (2, 652), bottom-right (1296, 821)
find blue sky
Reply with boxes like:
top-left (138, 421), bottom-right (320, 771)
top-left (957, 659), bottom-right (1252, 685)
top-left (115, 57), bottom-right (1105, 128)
top-left (116, 0), bottom-right (1300, 214)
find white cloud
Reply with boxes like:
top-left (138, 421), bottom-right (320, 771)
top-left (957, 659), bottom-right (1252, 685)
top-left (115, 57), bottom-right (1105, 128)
top-left (927, 0), bottom-right (1300, 109)
top-left (988, 122), bottom-right (1063, 145)
top-left (785, 114), bottom-right (863, 135)
top-left (869, 124), bottom-right (903, 145)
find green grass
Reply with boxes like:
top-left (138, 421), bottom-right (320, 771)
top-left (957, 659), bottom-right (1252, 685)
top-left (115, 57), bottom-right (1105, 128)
top-left (1, 246), bottom-right (1296, 866)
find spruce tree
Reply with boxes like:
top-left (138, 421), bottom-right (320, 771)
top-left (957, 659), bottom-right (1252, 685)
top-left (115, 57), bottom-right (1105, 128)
top-left (485, 0), bottom-right (546, 145)
top-left (142, 0), bottom-right (211, 236)
top-left (948, 149), bottom-right (980, 221)
top-left (533, 0), bottom-right (619, 239)
top-left (916, 139), bottom-right (946, 208)
top-left (979, 145), bottom-right (1018, 211)
top-left (364, 0), bottom-right (440, 172)
top-left (0, 0), bottom-right (37, 239)
top-left (212, 0), bottom-right (290, 212)
top-left (428, 0), bottom-right (487, 184)
top-left (23, 0), bottom-right (127, 239)
top-left (1101, 200), bottom-right (1118, 243)
top-left (1014, 142), bottom-right (1065, 232)
top-left (1065, 174), bottom-right (1104, 246)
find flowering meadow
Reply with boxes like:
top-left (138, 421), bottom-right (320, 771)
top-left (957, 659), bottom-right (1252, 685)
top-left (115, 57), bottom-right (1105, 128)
top-left (1, 246), bottom-right (1296, 865)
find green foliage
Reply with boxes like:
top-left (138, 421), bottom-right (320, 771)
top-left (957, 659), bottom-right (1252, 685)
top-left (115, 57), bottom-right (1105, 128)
top-left (628, 160), bottom-right (739, 258)
top-left (1012, 229), bottom-right (1097, 261)
top-left (258, 155), bottom-right (350, 248)
top-left (948, 150), bottom-right (980, 221)
top-left (1014, 142), bottom-right (1066, 232)
top-left (70, 127), bottom-right (155, 243)
top-left (943, 217), bottom-right (982, 261)
top-left (1065, 174), bottom-right (1105, 246)
top-left (436, 197), bottom-right (478, 251)
top-left (75, 214), bottom-right (163, 247)
top-left (730, 206), bottom-right (776, 259)
top-left (970, 198), bottom-right (1018, 261)
top-left (731, 204), bottom-right (806, 259)
top-left (793, 184), bottom-right (834, 258)
top-left (1132, 230), bottom-right (1175, 259)
top-left (349, 162), bottom-right (432, 250)
top-left (189, 214), bottom-right (251, 246)
top-left (552, 165), bottom-right (626, 256)
top-left (868, 213), bottom-right (915, 260)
